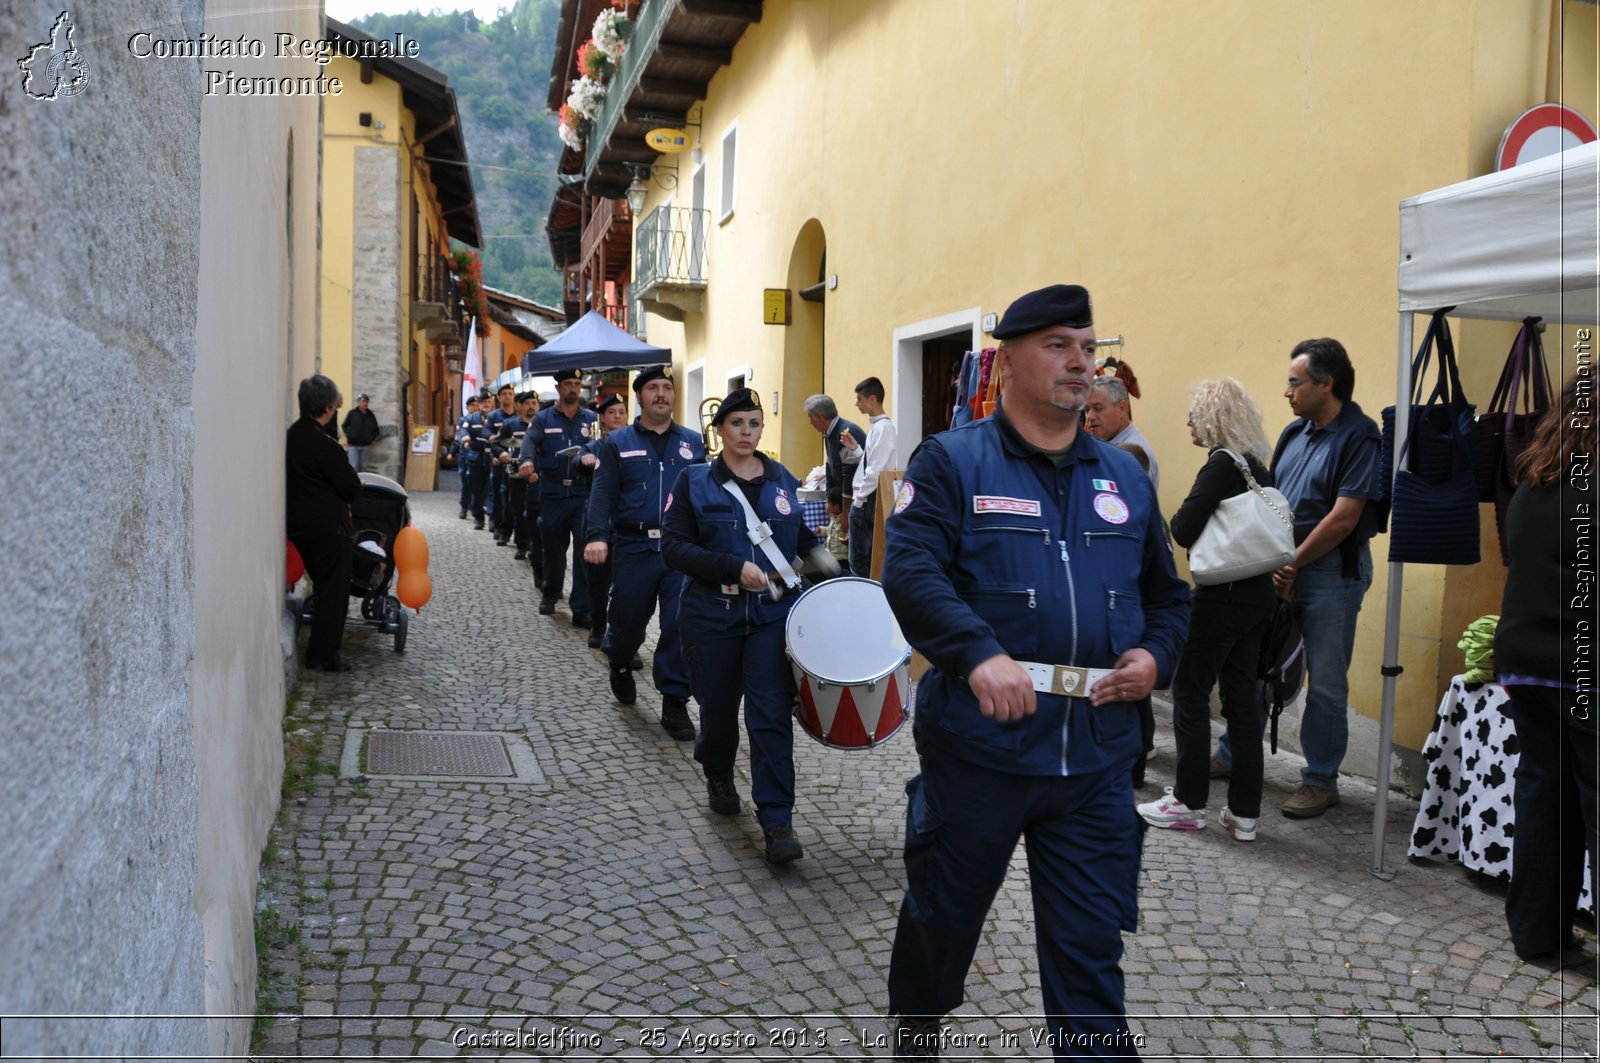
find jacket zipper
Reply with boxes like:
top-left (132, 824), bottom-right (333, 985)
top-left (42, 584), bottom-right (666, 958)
top-left (1059, 538), bottom-right (1080, 774)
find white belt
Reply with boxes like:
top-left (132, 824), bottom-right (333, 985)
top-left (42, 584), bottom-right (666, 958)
top-left (1017, 661), bottom-right (1116, 698)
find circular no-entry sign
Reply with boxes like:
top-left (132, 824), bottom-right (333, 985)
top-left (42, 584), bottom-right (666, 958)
top-left (1496, 103), bottom-right (1598, 170)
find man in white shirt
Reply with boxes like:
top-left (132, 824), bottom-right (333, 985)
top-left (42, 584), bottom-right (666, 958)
top-left (1084, 376), bottom-right (1159, 492)
top-left (841, 376), bottom-right (898, 579)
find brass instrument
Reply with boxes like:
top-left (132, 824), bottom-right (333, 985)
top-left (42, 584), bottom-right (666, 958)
top-left (698, 396), bottom-right (723, 457)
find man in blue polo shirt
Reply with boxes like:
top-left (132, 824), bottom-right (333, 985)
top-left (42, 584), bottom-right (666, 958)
top-left (1214, 337), bottom-right (1381, 820)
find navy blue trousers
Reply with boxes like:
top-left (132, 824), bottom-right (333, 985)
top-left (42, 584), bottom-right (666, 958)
top-left (606, 544), bottom-right (691, 699)
top-left (465, 461), bottom-right (489, 520)
top-left (683, 620), bottom-right (796, 829)
top-left (458, 460), bottom-right (471, 509)
top-left (539, 495), bottom-right (590, 614)
top-left (888, 745), bottom-right (1143, 1060)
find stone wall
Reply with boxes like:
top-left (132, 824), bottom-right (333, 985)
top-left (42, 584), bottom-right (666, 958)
top-left (0, 1), bottom-right (208, 1056)
top-left (0, 0), bottom-right (322, 1055)
top-left (352, 146), bottom-right (404, 479)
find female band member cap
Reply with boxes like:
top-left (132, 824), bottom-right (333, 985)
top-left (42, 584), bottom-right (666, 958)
top-left (711, 387), bottom-right (762, 425)
top-left (595, 393), bottom-right (624, 413)
top-left (632, 365), bottom-right (672, 393)
top-left (992, 284), bottom-right (1094, 339)
top-left (553, 368), bottom-right (581, 383)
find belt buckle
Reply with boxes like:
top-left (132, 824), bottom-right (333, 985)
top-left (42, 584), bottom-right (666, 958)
top-left (647, 528), bottom-right (661, 539)
top-left (562, 479), bottom-right (573, 487)
top-left (1052, 665), bottom-right (1092, 697)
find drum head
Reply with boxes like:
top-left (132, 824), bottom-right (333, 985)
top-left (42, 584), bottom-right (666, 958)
top-left (786, 576), bottom-right (908, 686)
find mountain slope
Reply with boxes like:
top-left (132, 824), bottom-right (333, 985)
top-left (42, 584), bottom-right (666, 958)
top-left (354, 0), bottom-right (564, 306)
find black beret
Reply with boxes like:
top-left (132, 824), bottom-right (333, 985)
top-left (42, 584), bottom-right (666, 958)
top-left (477, 389), bottom-right (494, 401)
top-left (632, 364), bottom-right (672, 393)
top-left (515, 390), bottom-right (538, 402)
top-left (595, 393), bottom-right (624, 414)
top-left (993, 284), bottom-right (1094, 339)
top-left (711, 387), bottom-right (762, 426)
top-left (553, 368), bottom-right (581, 383)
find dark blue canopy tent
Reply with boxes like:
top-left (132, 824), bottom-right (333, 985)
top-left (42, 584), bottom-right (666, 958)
top-left (520, 311), bottom-right (671, 374)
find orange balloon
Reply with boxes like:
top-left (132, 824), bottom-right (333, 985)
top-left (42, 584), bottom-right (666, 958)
top-left (393, 525), bottom-right (429, 571)
top-left (396, 568), bottom-right (432, 611)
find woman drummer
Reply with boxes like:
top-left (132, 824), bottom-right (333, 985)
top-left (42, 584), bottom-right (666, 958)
top-left (661, 388), bottom-right (820, 865)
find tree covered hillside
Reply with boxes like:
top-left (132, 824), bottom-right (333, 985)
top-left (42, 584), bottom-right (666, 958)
top-left (354, 0), bottom-right (564, 305)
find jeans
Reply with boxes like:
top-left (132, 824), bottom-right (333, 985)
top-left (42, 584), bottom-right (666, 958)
top-left (848, 500), bottom-right (876, 580)
top-left (1216, 546), bottom-right (1371, 790)
top-left (345, 444), bottom-right (368, 472)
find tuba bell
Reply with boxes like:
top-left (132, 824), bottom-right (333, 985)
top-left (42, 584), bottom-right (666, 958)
top-left (698, 396), bottom-right (723, 457)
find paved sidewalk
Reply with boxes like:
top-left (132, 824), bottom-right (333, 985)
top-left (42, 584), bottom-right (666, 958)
top-left (255, 490), bottom-right (1598, 1060)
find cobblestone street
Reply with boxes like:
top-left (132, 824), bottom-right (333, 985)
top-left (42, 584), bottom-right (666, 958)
top-left (255, 489), bottom-right (1599, 1061)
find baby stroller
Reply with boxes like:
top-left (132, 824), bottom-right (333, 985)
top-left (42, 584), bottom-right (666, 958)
top-left (347, 472), bottom-right (411, 652)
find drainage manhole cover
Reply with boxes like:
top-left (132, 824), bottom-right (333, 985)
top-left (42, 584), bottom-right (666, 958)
top-left (366, 731), bottom-right (514, 777)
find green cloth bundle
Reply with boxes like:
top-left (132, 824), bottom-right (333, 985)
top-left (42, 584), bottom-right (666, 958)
top-left (1458, 614), bottom-right (1499, 685)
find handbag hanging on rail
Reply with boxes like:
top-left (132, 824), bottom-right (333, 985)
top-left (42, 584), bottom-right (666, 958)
top-left (1377, 308), bottom-right (1479, 535)
top-left (1187, 448), bottom-right (1296, 585)
top-left (1475, 317), bottom-right (1552, 563)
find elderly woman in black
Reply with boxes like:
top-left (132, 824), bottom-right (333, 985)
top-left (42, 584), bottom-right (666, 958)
top-left (1495, 372), bottom-right (1599, 969)
top-left (1138, 377), bottom-right (1279, 842)
top-left (287, 374), bottom-right (363, 672)
top-left (661, 388), bottom-right (824, 865)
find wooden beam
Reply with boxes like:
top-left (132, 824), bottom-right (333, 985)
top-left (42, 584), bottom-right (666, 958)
top-left (681, 0), bottom-right (762, 23)
top-left (637, 76), bottom-right (706, 99)
top-left (655, 41), bottom-right (733, 65)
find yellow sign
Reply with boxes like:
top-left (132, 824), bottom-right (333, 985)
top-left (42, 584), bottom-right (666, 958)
top-left (646, 128), bottom-right (692, 154)
top-left (763, 288), bottom-right (791, 326)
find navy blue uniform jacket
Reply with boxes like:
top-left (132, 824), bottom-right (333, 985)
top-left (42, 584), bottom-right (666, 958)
top-left (662, 455), bottom-right (821, 635)
top-left (882, 408), bottom-right (1190, 777)
top-left (586, 420), bottom-right (706, 544)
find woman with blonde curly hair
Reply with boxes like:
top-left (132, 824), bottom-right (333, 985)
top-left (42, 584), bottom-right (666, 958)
top-left (1138, 377), bottom-right (1279, 842)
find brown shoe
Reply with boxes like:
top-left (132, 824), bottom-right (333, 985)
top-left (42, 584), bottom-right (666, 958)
top-left (1209, 756), bottom-right (1230, 779)
top-left (1281, 784), bottom-right (1340, 819)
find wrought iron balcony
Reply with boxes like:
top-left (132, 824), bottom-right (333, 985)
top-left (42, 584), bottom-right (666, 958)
top-left (633, 204), bottom-right (708, 320)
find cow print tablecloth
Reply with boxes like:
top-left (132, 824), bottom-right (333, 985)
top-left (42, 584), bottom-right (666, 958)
top-left (1409, 676), bottom-right (1593, 913)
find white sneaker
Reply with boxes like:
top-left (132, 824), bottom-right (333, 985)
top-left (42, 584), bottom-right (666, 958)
top-left (1220, 806), bottom-right (1257, 842)
top-left (1136, 787), bottom-right (1206, 830)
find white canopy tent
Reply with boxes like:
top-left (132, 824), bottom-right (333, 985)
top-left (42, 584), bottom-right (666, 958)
top-left (1373, 142), bottom-right (1600, 874)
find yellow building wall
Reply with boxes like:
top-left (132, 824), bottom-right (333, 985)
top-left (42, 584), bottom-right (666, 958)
top-left (322, 56), bottom-right (463, 432)
top-left (633, 0), bottom-right (1596, 753)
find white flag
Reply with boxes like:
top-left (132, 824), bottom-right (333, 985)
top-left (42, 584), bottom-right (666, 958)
top-left (462, 320), bottom-right (482, 415)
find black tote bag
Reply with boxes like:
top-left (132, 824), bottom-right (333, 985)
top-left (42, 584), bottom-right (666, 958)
top-left (1475, 318), bottom-right (1552, 562)
top-left (1377, 308), bottom-right (1478, 534)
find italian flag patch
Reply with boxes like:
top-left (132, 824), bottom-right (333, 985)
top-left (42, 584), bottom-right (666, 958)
top-left (1092, 479), bottom-right (1118, 493)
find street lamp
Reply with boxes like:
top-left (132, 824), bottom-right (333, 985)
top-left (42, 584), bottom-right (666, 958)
top-left (625, 162), bottom-right (650, 214)
top-left (625, 174), bottom-right (648, 215)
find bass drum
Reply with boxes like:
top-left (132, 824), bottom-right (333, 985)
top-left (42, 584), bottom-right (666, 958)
top-left (785, 576), bottom-right (910, 749)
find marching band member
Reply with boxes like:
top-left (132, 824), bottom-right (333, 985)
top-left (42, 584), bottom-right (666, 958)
top-left (578, 392), bottom-right (629, 652)
top-left (585, 367), bottom-right (706, 737)
top-left (661, 388), bottom-right (819, 865)
top-left (523, 369), bottom-right (598, 626)
top-left (881, 284), bottom-right (1189, 1059)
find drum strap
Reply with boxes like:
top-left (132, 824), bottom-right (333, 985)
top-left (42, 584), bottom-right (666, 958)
top-left (1015, 661), bottom-right (1117, 699)
top-left (720, 480), bottom-right (803, 591)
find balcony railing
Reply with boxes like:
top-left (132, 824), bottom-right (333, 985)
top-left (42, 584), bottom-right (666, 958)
top-left (585, 0), bottom-right (674, 181)
top-left (634, 205), bottom-right (709, 292)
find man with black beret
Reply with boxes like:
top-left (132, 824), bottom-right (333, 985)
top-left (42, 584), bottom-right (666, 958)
top-left (881, 284), bottom-right (1189, 1059)
top-left (584, 364), bottom-right (705, 738)
top-left (523, 369), bottom-right (598, 624)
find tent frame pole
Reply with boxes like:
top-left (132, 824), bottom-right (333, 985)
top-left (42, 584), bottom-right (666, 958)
top-left (1371, 310), bottom-right (1416, 879)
